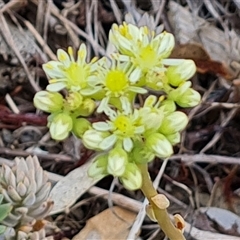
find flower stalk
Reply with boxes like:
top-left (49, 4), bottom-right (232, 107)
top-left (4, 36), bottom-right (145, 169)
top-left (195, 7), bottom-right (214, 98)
top-left (138, 163), bottom-right (185, 240)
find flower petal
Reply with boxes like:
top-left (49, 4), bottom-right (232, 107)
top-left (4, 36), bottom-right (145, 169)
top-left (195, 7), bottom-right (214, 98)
top-left (42, 62), bottom-right (64, 78)
top-left (80, 87), bottom-right (102, 96)
top-left (129, 86), bottom-right (147, 94)
top-left (46, 82), bottom-right (66, 92)
top-left (93, 122), bottom-right (112, 131)
top-left (119, 96), bottom-right (132, 114)
top-left (77, 44), bottom-right (87, 64)
top-left (99, 134), bottom-right (117, 150)
top-left (57, 49), bottom-right (71, 67)
top-left (97, 96), bottom-right (110, 113)
top-left (123, 137), bottom-right (133, 152)
top-left (162, 59), bottom-right (185, 66)
top-left (157, 32), bottom-right (175, 58)
top-left (129, 67), bottom-right (142, 83)
top-left (135, 126), bottom-right (145, 134)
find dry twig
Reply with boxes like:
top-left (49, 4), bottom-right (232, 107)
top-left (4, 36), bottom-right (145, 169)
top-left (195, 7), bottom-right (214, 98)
top-left (0, 147), bottom-right (73, 162)
top-left (0, 0), bottom-right (27, 14)
top-left (170, 154), bottom-right (240, 165)
top-left (200, 108), bottom-right (237, 153)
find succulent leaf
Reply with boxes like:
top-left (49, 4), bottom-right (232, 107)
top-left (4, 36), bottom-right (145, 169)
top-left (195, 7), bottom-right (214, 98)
top-left (0, 225), bottom-right (6, 235)
top-left (0, 203), bottom-right (12, 221)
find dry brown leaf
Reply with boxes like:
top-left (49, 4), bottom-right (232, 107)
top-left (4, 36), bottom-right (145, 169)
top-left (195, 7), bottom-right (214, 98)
top-left (49, 155), bottom-right (101, 215)
top-left (168, 1), bottom-right (240, 81)
top-left (170, 43), bottom-right (235, 80)
top-left (72, 206), bottom-right (137, 240)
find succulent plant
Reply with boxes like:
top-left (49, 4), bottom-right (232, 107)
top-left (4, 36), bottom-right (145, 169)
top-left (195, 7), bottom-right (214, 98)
top-left (0, 156), bottom-right (54, 240)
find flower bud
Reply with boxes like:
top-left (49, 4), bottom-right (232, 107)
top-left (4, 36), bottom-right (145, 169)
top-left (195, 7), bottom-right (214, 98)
top-left (175, 88), bottom-right (201, 108)
top-left (65, 92), bottom-right (83, 110)
top-left (145, 71), bottom-right (165, 90)
top-left (107, 147), bottom-right (128, 177)
top-left (159, 111), bottom-right (188, 135)
top-left (34, 91), bottom-right (63, 113)
top-left (143, 95), bottom-right (158, 108)
top-left (49, 113), bottom-right (72, 140)
top-left (160, 99), bottom-right (176, 114)
top-left (139, 107), bottom-right (163, 131)
top-left (168, 81), bottom-right (201, 108)
top-left (120, 163), bottom-right (142, 190)
top-left (78, 98), bottom-right (96, 116)
top-left (166, 60), bottom-right (196, 87)
top-left (88, 154), bottom-right (108, 179)
top-left (169, 81), bottom-right (191, 98)
top-left (157, 32), bottom-right (175, 58)
top-left (72, 118), bottom-right (91, 138)
top-left (132, 143), bottom-right (155, 164)
top-left (109, 23), bottom-right (137, 55)
top-left (82, 129), bottom-right (110, 150)
top-left (146, 133), bottom-right (173, 158)
top-left (165, 132), bottom-right (181, 145)
top-left (139, 95), bottom-right (165, 131)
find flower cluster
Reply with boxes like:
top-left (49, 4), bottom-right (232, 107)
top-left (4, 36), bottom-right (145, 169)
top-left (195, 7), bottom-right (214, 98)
top-left (34, 45), bottom-right (96, 140)
top-left (34, 22), bottom-right (201, 190)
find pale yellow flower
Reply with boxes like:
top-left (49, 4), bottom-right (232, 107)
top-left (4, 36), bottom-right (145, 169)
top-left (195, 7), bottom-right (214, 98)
top-left (110, 23), bottom-right (177, 75)
top-left (43, 44), bottom-right (97, 93)
top-left (87, 58), bottom-right (147, 114)
top-left (83, 109), bottom-right (144, 152)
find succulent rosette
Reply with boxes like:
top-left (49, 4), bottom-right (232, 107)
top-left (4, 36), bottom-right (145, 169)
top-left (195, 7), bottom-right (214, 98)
top-left (0, 156), bottom-right (53, 239)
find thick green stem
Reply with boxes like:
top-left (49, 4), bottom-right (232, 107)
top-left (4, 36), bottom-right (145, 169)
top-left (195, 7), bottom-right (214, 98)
top-left (138, 163), bottom-right (186, 240)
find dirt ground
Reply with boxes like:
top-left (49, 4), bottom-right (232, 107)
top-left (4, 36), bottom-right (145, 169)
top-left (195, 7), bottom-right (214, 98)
top-left (1, 0), bottom-right (240, 239)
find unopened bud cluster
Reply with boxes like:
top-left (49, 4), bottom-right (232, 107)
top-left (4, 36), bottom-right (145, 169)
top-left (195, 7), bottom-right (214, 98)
top-left (34, 22), bottom-right (201, 190)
